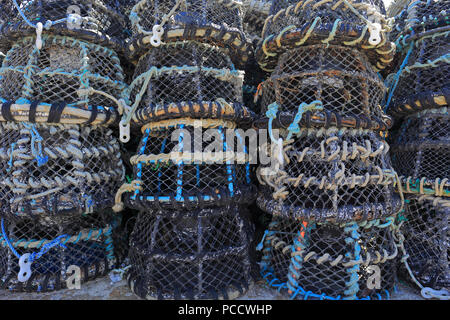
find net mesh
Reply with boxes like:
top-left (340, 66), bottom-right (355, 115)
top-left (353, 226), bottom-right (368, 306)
top-left (121, 121), bottom-right (255, 211)
top-left (0, 0), bottom-right (127, 53)
top-left (402, 0), bottom-right (450, 34)
top-left (399, 195), bottom-right (449, 290)
top-left (0, 35), bottom-right (126, 112)
top-left (128, 0), bottom-right (250, 65)
top-left (258, 127), bottom-right (401, 222)
top-left (388, 32), bottom-right (449, 116)
top-left (242, 0), bottom-right (271, 43)
top-left (390, 108), bottom-right (450, 196)
top-left (125, 41), bottom-right (252, 125)
top-left (259, 45), bottom-right (387, 120)
top-left (0, 122), bottom-right (125, 222)
top-left (127, 206), bottom-right (253, 300)
top-left (260, 215), bottom-right (399, 300)
top-left (257, 0), bottom-right (394, 71)
top-left (0, 211), bottom-right (125, 292)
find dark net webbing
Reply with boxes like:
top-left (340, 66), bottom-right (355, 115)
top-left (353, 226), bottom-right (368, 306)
top-left (256, 0), bottom-right (394, 71)
top-left (127, 206), bottom-right (253, 300)
top-left (0, 122), bottom-right (125, 222)
top-left (0, 0), bottom-right (127, 53)
top-left (123, 123), bottom-right (255, 211)
top-left (402, 0), bottom-right (450, 33)
top-left (257, 128), bottom-right (401, 222)
top-left (126, 41), bottom-right (245, 122)
top-left (261, 215), bottom-right (398, 300)
top-left (130, 0), bottom-right (244, 36)
top-left (0, 211), bottom-right (125, 292)
top-left (0, 35), bottom-right (126, 111)
top-left (388, 32), bottom-right (449, 115)
top-left (390, 108), bottom-right (450, 188)
top-left (399, 195), bottom-right (449, 290)
top-left (259, 45), bottom-right (387, 120)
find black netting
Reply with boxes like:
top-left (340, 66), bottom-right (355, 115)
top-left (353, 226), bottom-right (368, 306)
top-left (0, 0), bottom-right (127, 53)
top-left (242, 0), bottom-right (271, 43)
top-left (0, 122), bottom-right (125, 222)
top-left (128, 0), bottom-right (251, 66)
top-left (399, 195), bottom-right (449, 290)
top-left (127, 206), bottom-right (253, 300)
top-left (390, 108), bottom-right (450, 195)
top-left (388, 32), bottom-right (449, 117)
top-left (122, 122), bottom-right (255, 211)
top-left (259, 45), bottom-right (387, 121)
top-left (0, 35), bottom-right (126, 112)
top-left (0, 211), bottom-right (125, 292)
top-left (260, 215), bottom-right (398, 300)
top-left (0, 52), bottom-right (4, 66)
top-left (256, 0), bottom-right (394, 71)
top-left (402, 0), bottom-right (450, 34)
top-left (126, 41), bottom-right (253, 125)
top-left (258, 127), bottom-right (401, 222)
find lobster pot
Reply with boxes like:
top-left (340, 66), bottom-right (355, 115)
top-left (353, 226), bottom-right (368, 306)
top-left (401, 0), bottom-right (450, 33)
top-left (0, 35), bottom-right (126, 113)
top-left (399, 195), bottom-right (449, 291)
top-left (0, 0), bottom-right (127, 53)
top-left (127, 206), bottom-right (253, 300)
top-left (259, 45), bottom-right (388, 122)
top-left (390, 108), bottom-right (450, 196)
top-left (120, 120), bottom-right (255, 211)
top-left (257, 127), bottom-right (401, 222)
top-left (0, 122), bottom-right (125, 222)
top-left (257, 0), bottom-right (394, 72)
top-left (126, 41), bottom-right (252, 126)
top-left (242, 0), bottom-right (271, 43)
top-left (388, 32), bottom-right (449, 117)
top-left (261, 215), bottom-right (399, 300)
top-left (128, 0), bottom-right (251, 65)
top-left (0, 211), bottom-right (124, 292)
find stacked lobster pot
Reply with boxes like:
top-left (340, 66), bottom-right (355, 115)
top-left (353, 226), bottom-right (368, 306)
top-left (0, 1), bottom-right (127, 292)
top-left (254, 0), bottom-right (404, 299)
top-left (114, 0), bottom-right (257, 300)
top-left (386, 0), bottom-right (449, 299)
top-left (242, 0), bottom-right (272, 45)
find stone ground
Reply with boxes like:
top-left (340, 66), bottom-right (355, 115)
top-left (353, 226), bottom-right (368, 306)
top-left (0, 277), bottom-right (423, 300)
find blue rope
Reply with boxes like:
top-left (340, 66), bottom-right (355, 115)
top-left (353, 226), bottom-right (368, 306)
top-left (1, 218), bottom-right (68, 263)
top-left (12, 0), bottom-right (68, 29)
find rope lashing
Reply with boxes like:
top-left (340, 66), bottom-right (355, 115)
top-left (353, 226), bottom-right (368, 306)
top-left (1, 218), bottom-right (68, 282)
top-left (286, 100), bottom-right (323, 141)
top-left (22, 122), bottom-right (49, 167)
top-left (131, 0), bottom-right (184, 46)
top-left (12, 0), bottom-right (70, 49)
top-left (1, 218), bottom-right (115, 282)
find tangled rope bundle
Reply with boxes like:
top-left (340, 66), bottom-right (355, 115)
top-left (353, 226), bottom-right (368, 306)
top-left (127, 206), bottom-right (253, 299)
